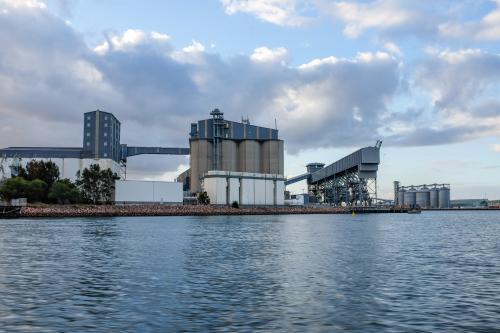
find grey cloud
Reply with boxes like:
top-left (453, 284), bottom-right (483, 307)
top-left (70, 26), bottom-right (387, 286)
top-left (385, 124), bottom-right (494, 147)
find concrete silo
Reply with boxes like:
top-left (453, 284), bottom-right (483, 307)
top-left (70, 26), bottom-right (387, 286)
top-left (189, 109), bottom-right (284, 194)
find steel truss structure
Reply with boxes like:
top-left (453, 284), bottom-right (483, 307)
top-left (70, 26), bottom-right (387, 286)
top-left (301, 143), bottom-right (381, 207)
top-left (309, 168), bottom-right (377, 206)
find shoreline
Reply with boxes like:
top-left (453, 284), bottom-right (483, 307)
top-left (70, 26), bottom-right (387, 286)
top-left (1, 205), bottom-right (496, 218)
top-left (19, 205), bottom-right (349, 218)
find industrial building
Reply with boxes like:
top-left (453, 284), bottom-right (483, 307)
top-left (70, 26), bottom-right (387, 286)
top-left (286, 142), bottom-right (382, 206)
top-left (115, 180), bottom-right (183, 204)
top-left (0, 110), bottom-right (189, 182)
top-left (0, 108), bottom-right (286, 206)
top-left (394, 182), bottom-right (451, 208)
top-left (203, 171), bottom-right (285, 206)
top-left (0, 110), bottom-right (188, 204)
top-left (189, 109), bottom-right (284, 194)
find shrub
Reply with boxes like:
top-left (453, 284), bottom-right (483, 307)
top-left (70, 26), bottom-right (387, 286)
top-left (197, 191), bottom-right (210, 205)
top-left (231, 201), bottom-right (239, 208)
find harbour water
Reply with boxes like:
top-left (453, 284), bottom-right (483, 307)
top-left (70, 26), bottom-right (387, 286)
top-left (0, 212), bottom-right (499, 332)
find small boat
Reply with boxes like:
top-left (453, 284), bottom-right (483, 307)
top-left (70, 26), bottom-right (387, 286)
top-left (407, 208), bottom-right (422, 214)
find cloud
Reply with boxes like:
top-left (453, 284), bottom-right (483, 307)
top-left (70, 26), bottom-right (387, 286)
top-left (324, 0), bottom-right (416, 38)
top-left (250, 46), bottom-right (288, 63)
top-left (439, 0), bottom-right (500, 41)
top-left (220, 0), bottom-right (314, 26)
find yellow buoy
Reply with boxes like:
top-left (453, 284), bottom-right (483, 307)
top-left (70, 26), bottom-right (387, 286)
top-left (351, 211), bottom-right (356, 217)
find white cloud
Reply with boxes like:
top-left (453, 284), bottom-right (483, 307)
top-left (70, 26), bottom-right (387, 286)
top-left (2, 0), bottom-right (46, 9)
top-left (439, 1), bottom-right (500, 41)
top-left (182, 40), bottom-right (205, 53)
top-left (325, 0), bottom-right (415, 38)
top-left (220, 0), bottom-right (313, 26)
top-left (250, 46), bottom-right (287, 63)
top-left (383, 41), bottom-right (402, 56)
top-left (93, 30), bottom-right (171, 55)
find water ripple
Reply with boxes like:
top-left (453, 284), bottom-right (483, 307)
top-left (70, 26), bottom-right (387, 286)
top-left (0, 212), bottom-right (499, 332)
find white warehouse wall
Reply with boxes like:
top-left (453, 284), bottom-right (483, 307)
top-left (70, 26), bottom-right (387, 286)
top-left (115, 180), bottom-right (183, 204)
top-left (0, 157), bottom-right (122, 182)
top-left (202, 171), bottom-right (285, 206)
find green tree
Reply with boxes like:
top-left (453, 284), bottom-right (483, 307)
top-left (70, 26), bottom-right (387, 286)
top-left (48, 179), bottom-right (81, 204)
top-left (18, 160), bottom-right (60, 187)
top-left (76, 164), bottom-right (117, 204)
top-left (26, 179), bottom-right (48, 203)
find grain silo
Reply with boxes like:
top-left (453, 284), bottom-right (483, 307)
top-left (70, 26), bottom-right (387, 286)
top-left (416, 186), bottom-right (430, 208)
top-left (429, 186), bottom-right (439, 208)
top-left (395, 182), bottom-right (451, 209)
top-left (398, 188), bottom-right (406, 206)
top-left (404, 188), bottom-right (417, 207)
top-left (189, 109), bottom-right (284, 193)
top-left (438, 186), bottom-right (451, 208)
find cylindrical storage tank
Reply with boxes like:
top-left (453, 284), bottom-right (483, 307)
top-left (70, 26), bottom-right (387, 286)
top-left (221, 140), bottom-right (238, 171)
top-left (438, 187), bottom-right (450, 208)
top-left (429, 187), bottom-right (439, 208)
top-left (416, 187), bottom-right (430, 208)
top-left (398, 189), bottom-right (405, 206)
top-left (238, 140), bottom-right (261, 173)
top-left (404, 188), bottom-right (416, 207)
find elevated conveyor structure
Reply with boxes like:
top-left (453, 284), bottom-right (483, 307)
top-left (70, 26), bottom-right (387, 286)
top-left (309, 146), bottom-right (380, 206)
top-left (121, 146), bottom-right (190, 160)
top-left (286, 145), bottom-right (381, 206)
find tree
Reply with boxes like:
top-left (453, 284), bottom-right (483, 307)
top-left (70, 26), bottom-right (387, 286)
top-left (197, 191), bottom-right (210, 205)
top-left (48, 179), bottom-right (81, 204)
top-left (18, 160), bottom-right (60, 187)
top-left (26, 179), bottom-right (48, 203)
top-left (76, 164), bottom-right (117, 204)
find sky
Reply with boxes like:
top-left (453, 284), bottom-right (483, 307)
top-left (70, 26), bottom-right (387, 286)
top-left (1, 0), bottom-right (500, 200)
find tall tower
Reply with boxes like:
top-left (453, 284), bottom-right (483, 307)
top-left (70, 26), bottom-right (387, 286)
top-left (82, 110), bottom-right (121, 161)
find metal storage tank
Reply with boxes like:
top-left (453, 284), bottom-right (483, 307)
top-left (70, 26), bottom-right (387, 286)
top-left (404, 188), bottom-right (417, 207)
top-left (429, 187), bottom-right (439, 208)
top-left (438, 187), bottom-right (450, 208)
top-left (398, 189), bottom-right (405, 206)
top-left (416, 186), bottom-right (430, 208)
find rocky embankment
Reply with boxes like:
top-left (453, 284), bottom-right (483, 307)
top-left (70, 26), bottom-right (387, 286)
top-left (20, 205), bottom-right (348, 218)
